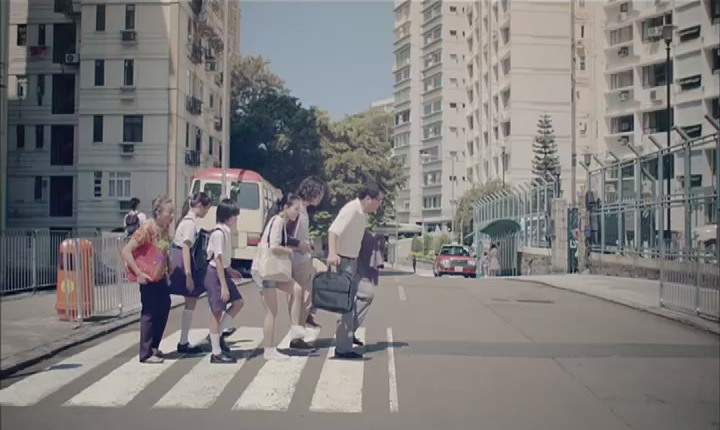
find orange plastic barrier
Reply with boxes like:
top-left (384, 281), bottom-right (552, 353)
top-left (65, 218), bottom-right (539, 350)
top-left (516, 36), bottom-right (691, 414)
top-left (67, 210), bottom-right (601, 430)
top-left (56, 239), bottom-right (95, 321)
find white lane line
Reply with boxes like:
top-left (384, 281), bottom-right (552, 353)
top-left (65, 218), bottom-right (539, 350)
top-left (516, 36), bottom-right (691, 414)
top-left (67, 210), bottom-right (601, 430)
top-left (397, 285), bottom-right (407, 302)
top-left (309, 328), bottom-right (365, 413)
top-left (233, 330), bottom-right (310, 411)
top-left (0, 331), bottom-right (139, 407)
top-left (387, 327), bottom-right (399, 413)
top-left (64, 329), bottom-right (205, 407)
top-left (153, 327), bottom-right (263, 409)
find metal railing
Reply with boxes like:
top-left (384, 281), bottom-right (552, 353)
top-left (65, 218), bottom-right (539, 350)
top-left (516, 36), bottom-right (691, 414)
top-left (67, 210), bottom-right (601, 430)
top-left (0, 230), bottom-right (70, 294)
top-left (583, 120), bottom-right (719, 321)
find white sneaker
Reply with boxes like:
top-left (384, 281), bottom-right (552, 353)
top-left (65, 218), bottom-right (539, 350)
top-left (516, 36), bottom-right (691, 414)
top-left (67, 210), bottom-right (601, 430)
top-left (264, 348), bottom-right (290, 361)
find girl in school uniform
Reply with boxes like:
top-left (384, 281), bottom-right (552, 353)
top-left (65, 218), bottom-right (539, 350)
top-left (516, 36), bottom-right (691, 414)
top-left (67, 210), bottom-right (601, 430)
top-left (121, 195), bottom-right (174, 364)
top-left (204, 198), bottom-right (244, 364)
top-left (251, 193), bottom-right (306, 361)
top-left (168, 192), bottom-right (211, 354)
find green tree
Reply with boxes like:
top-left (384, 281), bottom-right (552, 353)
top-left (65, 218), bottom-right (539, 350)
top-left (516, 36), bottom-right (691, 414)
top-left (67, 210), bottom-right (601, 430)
top-left (230, 55), bottom-right (286, 117)
top-left (453, 180), bottom-right (507, 246)
top-left (422, 235), bottom-right (433, 256)
top-left (532, 114), bottom-right (560, 185)
top-left (411, 237), bottom-right (423, 253)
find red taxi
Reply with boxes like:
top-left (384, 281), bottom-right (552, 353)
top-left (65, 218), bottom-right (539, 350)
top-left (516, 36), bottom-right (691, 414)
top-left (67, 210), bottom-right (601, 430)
top-left (433, 244), bottom-right (476, 278)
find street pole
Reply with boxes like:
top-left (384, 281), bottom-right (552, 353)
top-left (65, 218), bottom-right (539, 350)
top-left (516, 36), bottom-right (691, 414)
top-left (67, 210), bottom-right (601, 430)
top-left (570, 0), bottom-right (577, 208)
top-left (662, 24), bottom-right (674, 249)
top-left (220, 0), bottom-right (231, 198)
top-left (450, 151), bottom-right (457, 243)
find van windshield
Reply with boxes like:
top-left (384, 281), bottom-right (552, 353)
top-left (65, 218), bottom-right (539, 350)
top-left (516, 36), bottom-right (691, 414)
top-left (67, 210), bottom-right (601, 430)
top-left (203, 182), bottom-right (260, 210)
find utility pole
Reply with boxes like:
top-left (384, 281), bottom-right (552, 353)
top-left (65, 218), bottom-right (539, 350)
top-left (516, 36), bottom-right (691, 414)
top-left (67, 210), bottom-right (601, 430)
top-left (570, 0), bottom-right (577, 207)
top-left (220, 0), bottom-right (231, 198)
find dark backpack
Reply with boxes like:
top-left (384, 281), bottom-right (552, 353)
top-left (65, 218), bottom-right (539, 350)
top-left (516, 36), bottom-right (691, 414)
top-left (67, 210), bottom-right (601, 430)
top-left (192, 227), bottom-right (221, 275)
top-left (125, 212), bottom-right (140, 235)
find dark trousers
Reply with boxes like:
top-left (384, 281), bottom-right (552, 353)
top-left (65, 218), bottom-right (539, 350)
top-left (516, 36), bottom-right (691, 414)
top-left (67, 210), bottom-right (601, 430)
top-left (139, 280), bottom-right (171, 361)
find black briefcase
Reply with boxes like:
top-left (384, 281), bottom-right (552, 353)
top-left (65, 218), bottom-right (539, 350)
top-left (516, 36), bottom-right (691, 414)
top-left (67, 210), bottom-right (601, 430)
top-left (312, 270), bottom-right (354, 314)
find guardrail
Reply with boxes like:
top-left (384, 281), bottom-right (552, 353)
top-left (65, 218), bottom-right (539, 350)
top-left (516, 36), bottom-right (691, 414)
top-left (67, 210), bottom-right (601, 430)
top-left (0, 230), bottom-right (70, 294)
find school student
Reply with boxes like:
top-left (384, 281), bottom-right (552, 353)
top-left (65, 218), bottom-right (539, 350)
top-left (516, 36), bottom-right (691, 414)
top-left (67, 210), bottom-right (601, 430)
top-left (168, 192), bottom-right (211, 354)
top-left (121, 195), bottom-right (174, 364)
top-left (251, 193), bottom-right (311, 361)
top-left (203, 199), bottom-right (244, 364)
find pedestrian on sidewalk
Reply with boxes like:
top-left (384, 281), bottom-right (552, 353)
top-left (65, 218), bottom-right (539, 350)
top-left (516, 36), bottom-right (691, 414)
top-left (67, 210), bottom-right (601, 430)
top-left (203, 199), bottom-right (245, 364)
top-left (167, 192), bottom-right (211, 355)
top-left (412, 254), bottom-right (417, 273)
top-left (327, 183), bottom-right (384, 360)
top-left (285, 176), bottom-right (327, 333)
top-left (488, 244), bottom-right (500, 277)
top-left (121, 195), bottom-right (174, 364)
top-left (251, 193), bottom-right (311, 361)
top-left (123, 197), bottom-right (147, 237)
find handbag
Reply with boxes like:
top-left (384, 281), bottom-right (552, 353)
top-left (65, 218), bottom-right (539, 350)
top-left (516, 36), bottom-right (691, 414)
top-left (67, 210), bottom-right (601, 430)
top-left (256, 216), bottom-right (292, 282)
top-left (126, 241), bottom-right (167, 283)
top-left (312, 268), bottom-right (354, 313)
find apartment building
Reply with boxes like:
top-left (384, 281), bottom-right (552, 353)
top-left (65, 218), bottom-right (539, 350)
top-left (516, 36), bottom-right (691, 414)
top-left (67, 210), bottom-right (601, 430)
top-left (5, 0), bottom-right (238, 235)
top-left (392, 0), bottom-right (469, 234)
top-left (1, 0), bottom-right (9, 230)
top-left (370, 97), bottom-right (394, 113)
top-left (464, 0), bottom-right (597, 199)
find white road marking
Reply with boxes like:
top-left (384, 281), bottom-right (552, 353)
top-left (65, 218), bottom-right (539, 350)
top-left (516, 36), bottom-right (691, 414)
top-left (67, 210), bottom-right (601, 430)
top-left (64, 330), bottom-right (205, 407)
top-left (0, 331), bottom-right (139, 407)
top-left (397, 285), bottom-right (407, 301)
top-left (233, 331), bottom-right (310, 411)
top-left (309, 328), bottom-right (365, 413)
top-left (387, 327), bottom-right (399, 413)
top-left (153, 327), bottom-right (263, 409)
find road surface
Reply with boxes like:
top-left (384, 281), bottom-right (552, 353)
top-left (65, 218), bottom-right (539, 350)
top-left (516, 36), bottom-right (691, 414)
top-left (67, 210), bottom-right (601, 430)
top-left (1, 271), bottom-right (718, 430)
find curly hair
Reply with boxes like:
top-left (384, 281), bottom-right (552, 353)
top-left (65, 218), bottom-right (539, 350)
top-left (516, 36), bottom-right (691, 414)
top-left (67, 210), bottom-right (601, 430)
top-left (296, 176), bottom-right (326, 202)
top-left (151, 195), bottom-right (173, 219)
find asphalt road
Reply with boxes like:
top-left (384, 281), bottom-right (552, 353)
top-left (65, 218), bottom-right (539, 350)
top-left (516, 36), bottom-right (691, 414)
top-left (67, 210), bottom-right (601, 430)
top-left (1, 271), bottom-right (718, 430)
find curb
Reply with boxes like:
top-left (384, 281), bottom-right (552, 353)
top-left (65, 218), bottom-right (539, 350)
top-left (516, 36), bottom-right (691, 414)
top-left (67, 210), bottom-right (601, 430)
top-left (0, 279), bottom-right (252, 379)
top-left (512, 278), bottom-right (720, 336)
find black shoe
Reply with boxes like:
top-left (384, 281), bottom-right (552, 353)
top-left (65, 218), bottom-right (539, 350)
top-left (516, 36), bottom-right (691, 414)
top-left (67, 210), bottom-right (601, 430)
top-left (352, 336), bottom-right (364, 346)
top-left (289, 338), bottom-right (314, 350)
top-left (306, 315), bottom-right (321, 328)
top-left (206, 334), bottom-right (231, 353)
top-left (177, 342), bottom-right (203, 354)
top-left (334, 351), bottom-right (363, 360)
top-left (210, 352), bottom-right (237, 364)
top-left (222, 327), bottom-right (236, 338)
top-left (152, 348), bottom-right (165, 359)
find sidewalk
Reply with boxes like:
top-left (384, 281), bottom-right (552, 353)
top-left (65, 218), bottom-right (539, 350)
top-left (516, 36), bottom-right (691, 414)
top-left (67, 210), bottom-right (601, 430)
top-left (0, 280), bottom-right (250, 378)
top-left (513, 275), bottom-right (720, 335)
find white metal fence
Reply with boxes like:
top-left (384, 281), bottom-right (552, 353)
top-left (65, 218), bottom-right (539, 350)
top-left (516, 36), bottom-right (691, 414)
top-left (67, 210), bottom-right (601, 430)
top-left (0, 230), bottom-right (70, 294)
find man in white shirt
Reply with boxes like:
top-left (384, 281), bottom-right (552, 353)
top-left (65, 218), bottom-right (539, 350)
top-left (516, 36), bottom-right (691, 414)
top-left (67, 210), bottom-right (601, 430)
top-left (327, 183), bottom-right (384, 359)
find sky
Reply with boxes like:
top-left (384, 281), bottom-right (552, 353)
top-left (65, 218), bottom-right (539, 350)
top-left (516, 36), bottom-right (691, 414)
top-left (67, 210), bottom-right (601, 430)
top-left (240, 1), bottom-right (394, 120)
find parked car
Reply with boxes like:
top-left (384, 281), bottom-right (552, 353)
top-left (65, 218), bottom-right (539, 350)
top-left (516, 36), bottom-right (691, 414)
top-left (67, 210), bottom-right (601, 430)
top-left (433, 244), bottom-right (476, 278)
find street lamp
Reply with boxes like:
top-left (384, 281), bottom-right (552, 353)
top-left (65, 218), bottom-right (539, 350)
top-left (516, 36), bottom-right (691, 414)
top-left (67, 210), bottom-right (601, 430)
top-left (662, 23), bottom-right (676, 246)
top-left (449, 150), bottom-right (458, 243)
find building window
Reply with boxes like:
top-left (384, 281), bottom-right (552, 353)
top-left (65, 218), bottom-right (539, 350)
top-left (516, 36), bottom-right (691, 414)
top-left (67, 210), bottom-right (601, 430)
top-left (16, 125), bottom-right (25, 149)
top-left (93, 115), bottom-right (103, 143)
top-left (38, 24), bottom-right (46, 46)
top-left (123, 115), bottom-right (143, 142)
top-left (579, 55), bottom-right (586, 71)
top-left (50, 125), bottom-right (74, 165)
top-left (93, 172), bottom-right (103, 198)
top-left (580, 25), bottom-right (585, 39)
top-left (94, 60), bottom-right (104, 86)
top-left (34, 176), bottom-right (44, 201)
top-left (125, 4), bottom-right (136, 30)
top-left (36, 125), bottom-right (44, 149)
top-left (642, 109), bottom-right (673, 134)
top-left (712, 47), bottom-right (719, 73)
top-left (393, 133), bottom-right (410, 148)
top-left (678, 25), bottom-right (701, 42)
top-left (450, 30), bottom-right (457, 36)
top-left (642, 62), bottom-right (672, 88)
top-left (611, 115), bottom-right (635, 133)
top-left (712, 98), bottom-right (719, 119)
top-left (36, 75), bottom-right (45, 106)
top-left (195, 128), bottom-right (202, 151)
top-left (17, 25), bottom-right (27, 46)
top-left (49, 176), bottom-right (73, 217)
top-left (52, 23), bottom-right (76, 64)
top-left (395, 109), bottom-right (410, 125)
top-left (96, 5), bottom-right (106, 31)
top-left (424, 73), bottom-right (442, 91)
top-left (395, 67), bottom-right (410, 83)
top-left (423, 122), bottom-right (442, 139)
top-left (123, 59), bottom-right (134, 86)
top-left (185, 122), bottom-right (190, 148)
top-left (711, 0), bottom-right (720, 20)
top-left (52, 74), bottom-right (75, 114)
top-left (450, 6), bottom-right (457, 12)
top-left (209, 136), bottom-right (214, 155)
top-left (108, 172), bottom-right (131, 198)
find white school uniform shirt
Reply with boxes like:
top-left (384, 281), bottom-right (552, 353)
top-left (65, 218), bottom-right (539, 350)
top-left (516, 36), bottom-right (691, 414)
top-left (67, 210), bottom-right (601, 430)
top-left (172, 211), bottom-right (198, 247)
top-left (292, 205), bottom-right (312, 263)
top-left (207, 223), bottom-right (233, 268)
top-left (250, 215), bottom-right (286, 272)
top-left (328, 198), bottom-right (368, 259)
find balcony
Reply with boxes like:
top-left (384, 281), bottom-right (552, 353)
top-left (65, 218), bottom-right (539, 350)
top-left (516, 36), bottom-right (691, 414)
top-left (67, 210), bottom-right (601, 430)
top-left (28, 46), bottom-right (48, 58)
top-left (185, 150), bottom-right (201, 166)
top-left (189, 41), bottom-right (204, 64)
top-left (186, 96), bottom-right (203, 115)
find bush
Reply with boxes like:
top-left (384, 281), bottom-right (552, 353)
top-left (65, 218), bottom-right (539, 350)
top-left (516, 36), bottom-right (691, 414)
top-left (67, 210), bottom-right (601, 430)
top-left (432, 233), bottom-right (450, 254)
top-left (411, 237), bottom-right (423, 253)
top-left (422, 235), bottom-right (433, 254)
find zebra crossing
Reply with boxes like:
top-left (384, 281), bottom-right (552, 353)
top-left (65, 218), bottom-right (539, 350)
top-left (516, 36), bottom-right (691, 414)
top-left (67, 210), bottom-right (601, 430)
top-left (0, 326), bottom-right (396, 414)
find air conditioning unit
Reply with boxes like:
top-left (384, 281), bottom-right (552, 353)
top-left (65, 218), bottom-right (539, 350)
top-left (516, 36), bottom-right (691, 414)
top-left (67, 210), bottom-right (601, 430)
top-left (205, 61), bottom-right (217, 71)
top-left (618, 136), bottom-right (630, 145)
top-left (649, 89), bottom-right (665, 103)
top-left (618, 12), bottom-right (628, 21)
top-left (121, 30), bottom-right (137, 42)
top-left (64, 53), bottom-right (79, 65)
top-left (647, 26), bottom-right (663, 39)
top-left (618, 46), bottom-right (629, 57)
top-left (120, 143), bottom-right (135, 155)
top-left (619, 90), bottom-right (630, 101)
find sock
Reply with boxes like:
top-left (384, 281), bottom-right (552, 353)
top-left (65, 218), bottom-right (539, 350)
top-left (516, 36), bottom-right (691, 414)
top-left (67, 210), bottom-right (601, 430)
top-left (179, 309), bottom-right (193, 345)
top-left (290, 325), bottom-right (305, 340)
top-left (220, 312), bottom-right (234, 332)
top-left (210, 333), bottom-right (222, 355)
